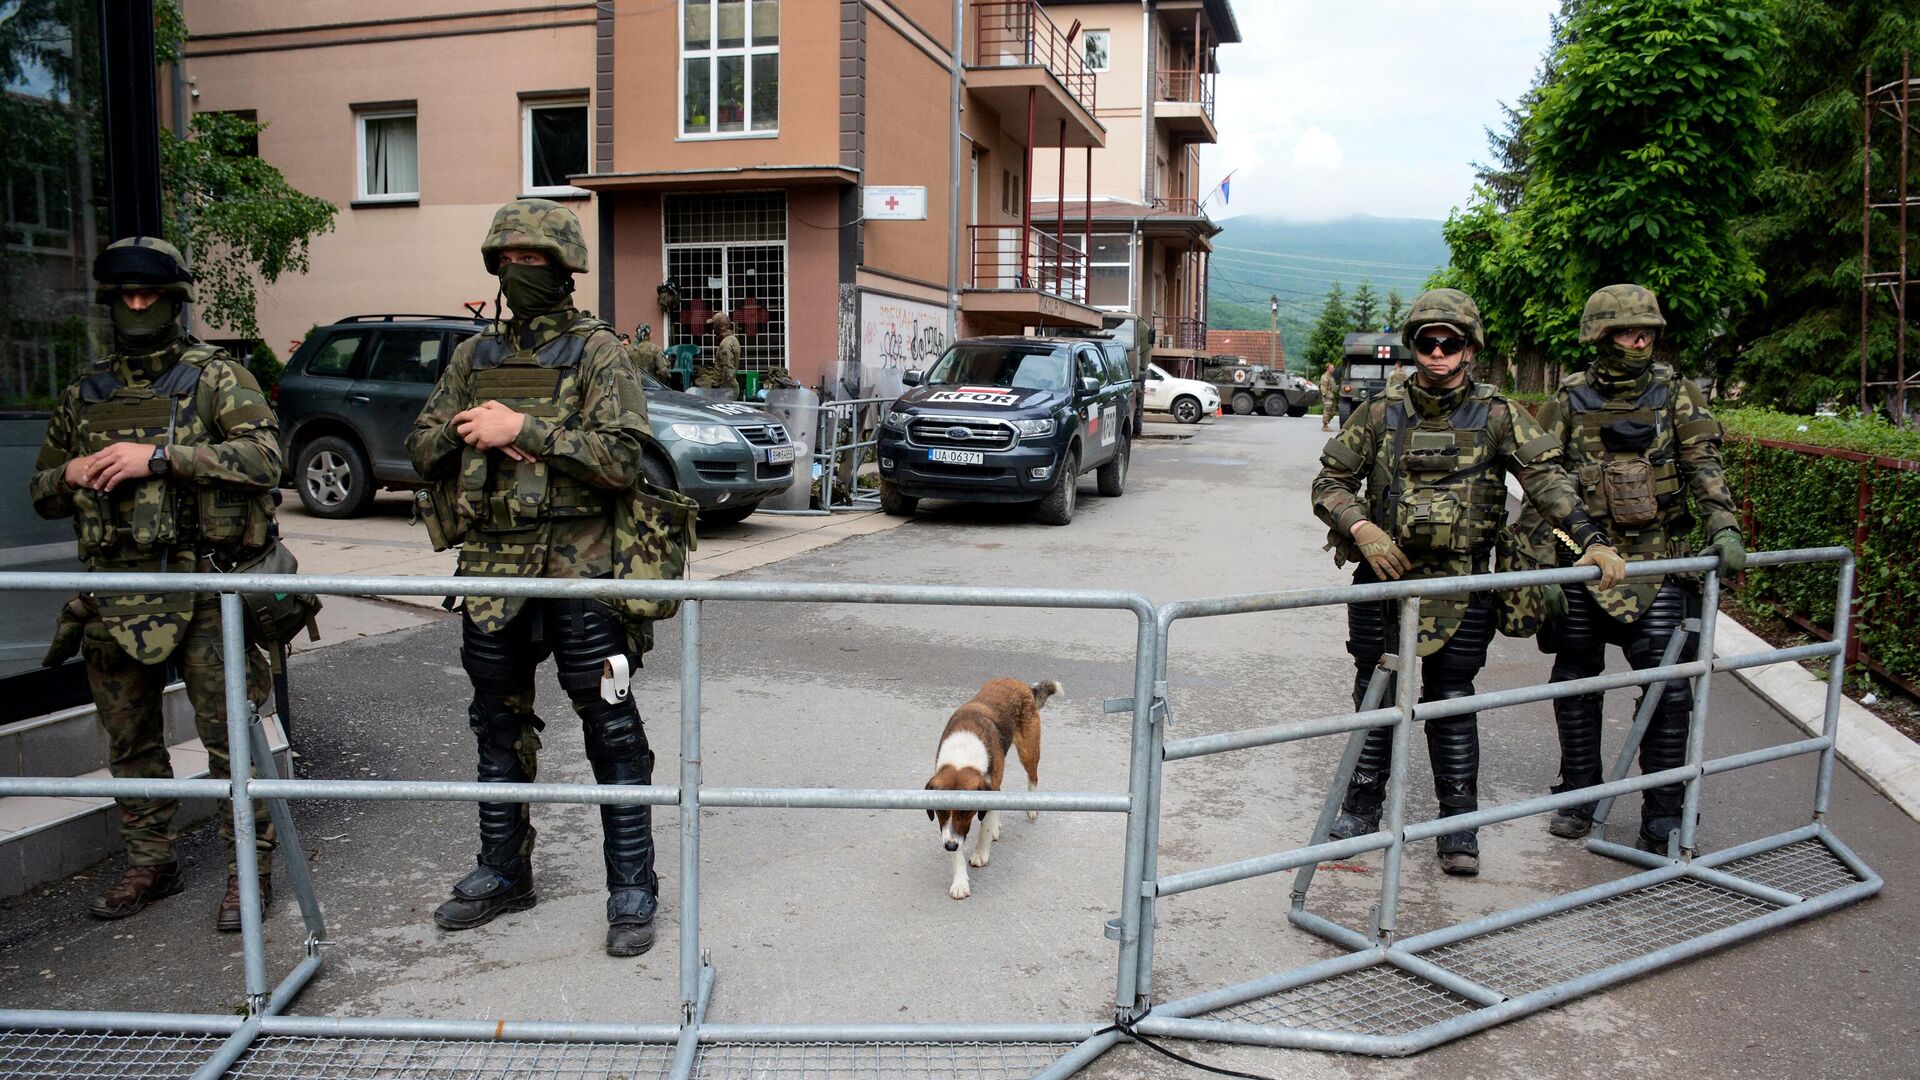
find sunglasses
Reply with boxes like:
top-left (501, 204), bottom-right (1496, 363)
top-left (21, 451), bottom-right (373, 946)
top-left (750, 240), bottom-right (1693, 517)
top-left (1413, 335), bottom-right (1468, 357)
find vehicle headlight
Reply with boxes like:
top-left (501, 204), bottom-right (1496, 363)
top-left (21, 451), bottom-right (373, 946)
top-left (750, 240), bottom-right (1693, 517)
top-left (882, 410), bottom-right (912, 432)
top-left (670, 423), bottom-right (739, 445)
top-left (1012, 418), bottom-right (1055, 439)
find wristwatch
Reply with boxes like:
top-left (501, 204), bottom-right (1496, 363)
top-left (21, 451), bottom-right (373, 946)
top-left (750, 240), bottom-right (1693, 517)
top-left (149, 446), bottom-right (171, 477)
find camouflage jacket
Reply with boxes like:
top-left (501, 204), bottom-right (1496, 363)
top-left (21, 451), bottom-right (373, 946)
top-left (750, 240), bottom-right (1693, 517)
top-left (408, 309), bottom-right (648, 631)
top-left (1312, 379), bottom-right (1606, 655)
top-left (1319, 372), bottom-right (1338, 402)
top-left (631, 339), bottom-right (672, 383)
top-left (693, 332), bottom-right (740, 389)
top-left (30, 340), bottom-right (282, 663)
top-left (1516, 363), bottom-right (1739, 622)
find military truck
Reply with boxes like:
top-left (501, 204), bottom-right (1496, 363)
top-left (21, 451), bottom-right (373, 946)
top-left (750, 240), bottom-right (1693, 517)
top-left (1198, 354), bottom-right (1319, 417)
top-left (1338, 332), bottom-right (1413, 424)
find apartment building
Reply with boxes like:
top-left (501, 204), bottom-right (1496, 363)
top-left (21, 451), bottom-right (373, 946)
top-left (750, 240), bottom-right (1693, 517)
top-left (1027, 0), bottom-right (1238, 378)
top-left (177, 1), bottom-right (1126, 397)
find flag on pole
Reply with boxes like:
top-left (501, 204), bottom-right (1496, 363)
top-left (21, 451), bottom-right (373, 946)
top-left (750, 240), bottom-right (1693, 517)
top-left (1221, 177), bottom-right (1231, 205)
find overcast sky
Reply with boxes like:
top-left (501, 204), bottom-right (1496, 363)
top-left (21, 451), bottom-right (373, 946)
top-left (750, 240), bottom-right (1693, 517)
top-left (1197, 0), bottom-right (1561, 223)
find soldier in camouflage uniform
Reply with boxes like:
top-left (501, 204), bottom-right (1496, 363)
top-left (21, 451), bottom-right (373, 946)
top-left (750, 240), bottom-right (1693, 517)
top-left (408, 199), bottom-right (663, 957)
top-left (30, 237), bottom-right (281, 928)
top-left (1320, 363), bottom-right (1339, 431)
top-left (693, 311), bottom-right (740, 392)
top-left (630, 323), bottom-right (671, 384)
top-left (1518, 284), bottom-right (1745, 852)
top-left (1312, 288), bottom-right (1627, 876)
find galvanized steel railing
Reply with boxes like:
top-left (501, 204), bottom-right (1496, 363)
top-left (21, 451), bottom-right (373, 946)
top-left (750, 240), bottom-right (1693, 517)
top-left (0, 549), bottom-right (1885, 1077)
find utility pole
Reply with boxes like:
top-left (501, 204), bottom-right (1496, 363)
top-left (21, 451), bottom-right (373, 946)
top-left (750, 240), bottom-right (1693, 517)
top-left (1268, 295), bottom-right (1279, 369)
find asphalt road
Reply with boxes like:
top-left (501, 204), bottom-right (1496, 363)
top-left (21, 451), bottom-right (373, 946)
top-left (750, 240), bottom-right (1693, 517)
top-left (1, 413), bottom-right (1915, 1079)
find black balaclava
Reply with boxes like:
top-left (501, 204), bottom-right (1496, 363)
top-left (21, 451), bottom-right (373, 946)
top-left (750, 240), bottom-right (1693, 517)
top-left (109, 294), bottom-right (183, 354)
top-left (499, 262), bottom-right (574, 319)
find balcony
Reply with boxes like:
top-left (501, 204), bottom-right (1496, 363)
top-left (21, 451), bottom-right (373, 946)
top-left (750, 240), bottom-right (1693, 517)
top-left (1155, 67), bottom-right (1218, 143)
top-left (962, 224), bottom-right (1103, 329)
top-left (1150, 197), bottom-right (1204, 217)
top-left (968, 0), bottom-right (1105, 149)
top-left (1152, 315), bottom-right (1208, 352)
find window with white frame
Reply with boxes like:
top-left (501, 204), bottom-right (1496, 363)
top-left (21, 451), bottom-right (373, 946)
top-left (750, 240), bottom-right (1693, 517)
top-left (681, 0), bottom-right (779, 137)
top-left (1082, 30), bottom-right (1111, 72)
top-left (357, 109), bottom-right (419, 202)
top-left (523, 98), bottom-right (588, 195)
top-left (1056, 232), bottom-right (1133, 311)
top-left (663, 192), bottom-right (787, 372)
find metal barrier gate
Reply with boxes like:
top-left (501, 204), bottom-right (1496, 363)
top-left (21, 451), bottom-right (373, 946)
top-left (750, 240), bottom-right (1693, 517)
top-left (0, 550), bottom-right (1885, 1077)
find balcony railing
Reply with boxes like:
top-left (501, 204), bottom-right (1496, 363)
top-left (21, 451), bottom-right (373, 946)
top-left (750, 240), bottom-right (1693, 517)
top-left (974, 0), bottom-right (1097, 114)
top-left (1152, 315), bottom-right (1207, 351)
top-left (1156, 67), bottom-right (1216, 125)
top-left (968, 225), bottom-right (1089, 305)
top-left (1150, 197), bottom-right (1203, 216)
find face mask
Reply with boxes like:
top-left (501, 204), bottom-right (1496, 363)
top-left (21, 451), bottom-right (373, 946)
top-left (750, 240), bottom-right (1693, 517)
top-left (498, 262), bottom-right (573, 317)
top-left (110, 296), bottom-right (181, 350)
top-left (1596, 339), bottom-right (1656, 381)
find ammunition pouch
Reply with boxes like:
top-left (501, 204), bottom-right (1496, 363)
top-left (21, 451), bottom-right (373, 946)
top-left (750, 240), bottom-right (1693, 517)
top-left (1601, 459), bottom-right (1660, 527)
top-left (197, 486), bottom-right (272, 549)
top-left (1393, 488), bottom-right (1472, 554)
top-left (610, 478), bottom-right (699, 625)
top-left (230, 540), bottom-right (323, 646)
top-left (413, 480), bottom-right (467, 552)
top-left (43, 594), bottom-right (96, 667)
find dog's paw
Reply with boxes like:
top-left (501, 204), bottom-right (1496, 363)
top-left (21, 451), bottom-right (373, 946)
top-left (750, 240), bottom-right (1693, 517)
top-left (949, 879), bottom-right (971, 900)
top-left (990, 821), bottom-right (1002, 841)
top-left (968, 847), bottom-right (992, 868)
top-left (1026, 809), bottom-right (1039, 822)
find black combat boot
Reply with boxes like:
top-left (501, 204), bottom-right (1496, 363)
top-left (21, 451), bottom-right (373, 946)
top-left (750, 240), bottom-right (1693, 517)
top-left (1328, 727), bottom-right (1391, 841)
top-left (597, 750), bottom-right (659, 957)
top-left (433, 862), bottom-right (536, 930)
top-left (1429, 716), bottom-right (1482, 877)
top-left (1637, 698), bottom-right (1693, 854)
top-left (435, 704), bottom-right (539, 930)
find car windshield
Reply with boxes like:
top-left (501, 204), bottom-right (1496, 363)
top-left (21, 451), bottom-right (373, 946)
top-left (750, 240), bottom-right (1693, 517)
top-left (1345, 363), bottom-right (1387, 380)
top-left (924, 344), bottom-right (1070, 390)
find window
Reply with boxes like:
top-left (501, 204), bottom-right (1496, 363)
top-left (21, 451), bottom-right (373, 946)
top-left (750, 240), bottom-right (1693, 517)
top-left (1058, 233), bottom-right (1133, 311)
top-left (5, 160), bottom-right (73, 254)
top-left (305, 333), bottom-right (366, 378)
top-left (681, 0), bottom-right (779, 136)
top-left (663, 192), bottom-right (787, 372)
top-left (1082, 30), bottom-right (1110, 72)
top-left (523, 99), bottom-right (588, 195)
top-left (363, 330), bottom-right (445, 384)
top-left (357, 109), bottom-right (418, 202)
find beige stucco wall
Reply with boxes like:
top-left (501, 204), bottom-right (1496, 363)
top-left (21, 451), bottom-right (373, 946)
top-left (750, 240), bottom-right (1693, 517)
top-left (180, 4), bottom-right (596, 359)
top-left (1030, 2), bottom-right (1147, 203)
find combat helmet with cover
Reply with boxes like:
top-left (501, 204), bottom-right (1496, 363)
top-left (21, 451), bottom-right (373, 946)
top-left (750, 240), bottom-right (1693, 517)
top-left (1579, 284), bottom-right (1666, 344)
top-left (1400, 288), bottom-right (1485, 351)
top-left (92, 237), bottom-right (195, 304)
top-left (481, 198), bottom-right (589, 274)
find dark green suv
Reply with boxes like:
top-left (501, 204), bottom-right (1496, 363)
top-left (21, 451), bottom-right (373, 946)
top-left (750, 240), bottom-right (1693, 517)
top-left (276, 314), bottom-right (797, 524)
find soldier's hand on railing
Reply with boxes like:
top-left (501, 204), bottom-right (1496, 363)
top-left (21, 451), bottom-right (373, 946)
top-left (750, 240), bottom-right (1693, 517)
top-left (1350, 520), bottom-right (1411, 581)
top-left (1575, 543), bottom-right (1627, 589)
top-left (1699, 529), bottom-right (1747, 576)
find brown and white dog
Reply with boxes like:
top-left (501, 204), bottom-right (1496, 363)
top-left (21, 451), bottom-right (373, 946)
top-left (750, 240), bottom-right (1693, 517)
top-left (925, 678), bottom-right (1060, 899)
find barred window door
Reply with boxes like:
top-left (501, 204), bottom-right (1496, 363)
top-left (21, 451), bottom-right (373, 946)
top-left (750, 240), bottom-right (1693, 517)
top-left (664, 193), bottom-right (787, 372)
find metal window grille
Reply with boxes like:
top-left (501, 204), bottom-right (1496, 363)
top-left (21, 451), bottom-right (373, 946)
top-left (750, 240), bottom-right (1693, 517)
top-left (664, 192), bottom-right (787, 373)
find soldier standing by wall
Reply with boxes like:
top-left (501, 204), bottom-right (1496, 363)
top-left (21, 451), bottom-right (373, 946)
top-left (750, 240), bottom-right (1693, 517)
top-left (30, 238), bottom-right (283, 928)
top-left (408, 199), bottom-right (662, 957)
top-left (1320, 362), bottom-right (1339, 431)
top-left (1312, 288), bottom-right (1627, 876)
top-left (693, 310), bottom-right (740, 393)
top-left (1521, 284), bottom-right (1746, 852)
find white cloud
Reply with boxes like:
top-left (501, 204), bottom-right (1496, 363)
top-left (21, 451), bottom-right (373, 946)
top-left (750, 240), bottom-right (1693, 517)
top-left (1290, 127), bottom-right (1344, 172)
top-left (1197, 0), bottom-right (1562, 221)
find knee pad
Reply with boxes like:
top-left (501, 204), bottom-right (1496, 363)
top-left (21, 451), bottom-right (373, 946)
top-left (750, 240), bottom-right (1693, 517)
top-left (549, 600), bottom-right (631, 705)
top-left (582, 699), bottom-right (649, 764)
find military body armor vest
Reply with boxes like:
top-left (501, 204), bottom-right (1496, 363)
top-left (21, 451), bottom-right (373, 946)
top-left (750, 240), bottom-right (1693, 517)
top-left (1369, 384), bottom-right (1507, 560)
top-left (455, 317), bottom-right (615, 582)
top-left (1560, 366), bottom-right (1693, 558)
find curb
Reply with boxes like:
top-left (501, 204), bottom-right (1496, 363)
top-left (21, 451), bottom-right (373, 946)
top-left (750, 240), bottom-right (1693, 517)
top-left (1501, 474), bottom-right (1920, 822)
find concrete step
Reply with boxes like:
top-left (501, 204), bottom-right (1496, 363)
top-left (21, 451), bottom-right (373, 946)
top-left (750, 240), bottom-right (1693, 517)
top-left (0, 683), bottom-right (290, 899)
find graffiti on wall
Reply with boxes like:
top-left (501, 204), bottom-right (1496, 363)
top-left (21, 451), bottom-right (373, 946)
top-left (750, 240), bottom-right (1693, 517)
top-left (855, 292), bottom-right (949, 399)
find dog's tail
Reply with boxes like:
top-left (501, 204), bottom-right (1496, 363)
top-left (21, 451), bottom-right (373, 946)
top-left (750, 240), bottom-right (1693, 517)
top-left (1030, 680), bottom-right (1065, 708)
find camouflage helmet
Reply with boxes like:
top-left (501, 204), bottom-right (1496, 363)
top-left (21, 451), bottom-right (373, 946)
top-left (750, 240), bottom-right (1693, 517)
top-left (92, 236), bottom-right (195, 303)
top-left (1400, 288), bottom-right (1485, 350)
top-left (481, 198), bottom-right (589, 274)
top-left (1579, 283), bottom-right (1666, 344)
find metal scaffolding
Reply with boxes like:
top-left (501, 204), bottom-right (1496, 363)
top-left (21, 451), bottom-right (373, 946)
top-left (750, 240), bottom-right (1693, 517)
top-left (1861, 53), bottom-right (1920, 425)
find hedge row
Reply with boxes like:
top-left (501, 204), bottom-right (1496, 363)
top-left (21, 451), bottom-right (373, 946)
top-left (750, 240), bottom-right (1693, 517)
top-left (1718, 409), bottom-right (1920, 683)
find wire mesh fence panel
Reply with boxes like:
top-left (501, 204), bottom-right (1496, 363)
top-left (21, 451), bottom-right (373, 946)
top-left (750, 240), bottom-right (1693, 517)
top-left (0, 1029), bottom-right (230, 1079)
top-left (1420, 878), bottom-right (1777, 998)
top-left (692, 1041), bottom-right (1077, 1080)
top-left (230, 1036), bottom-right (676, 1079)
top-left (1200, 963), bottom-right (1478, 1036)
top-left (1717, 838), bottom-right (1862, 899)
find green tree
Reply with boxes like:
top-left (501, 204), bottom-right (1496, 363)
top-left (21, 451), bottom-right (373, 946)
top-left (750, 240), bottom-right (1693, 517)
top-left (1385, 288), bottom-right (1405, 329)
top-left (1347, 280), bottom-right (1381, 332)
top-left (1303, 282), bottom-right (1349, 372)
top-left (154, 5), bottom-right (336, 340)
top-left (1730, 1), bottom-right (1920, 412)
top-left (1522, 0), bottom-right (1776, 361)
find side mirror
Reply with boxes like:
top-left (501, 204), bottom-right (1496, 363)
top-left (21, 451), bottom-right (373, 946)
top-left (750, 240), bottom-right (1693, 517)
top-left (902, 369), bottom-right (923, 386)
top-left (1078, 376), bottom-right (1100, 396)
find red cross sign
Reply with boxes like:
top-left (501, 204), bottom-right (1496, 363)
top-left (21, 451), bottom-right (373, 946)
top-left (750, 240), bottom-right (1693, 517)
top-left (885, 196), bottom-right (901, 211)
top-left (1376, 346), bottom-right (1393, 359)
